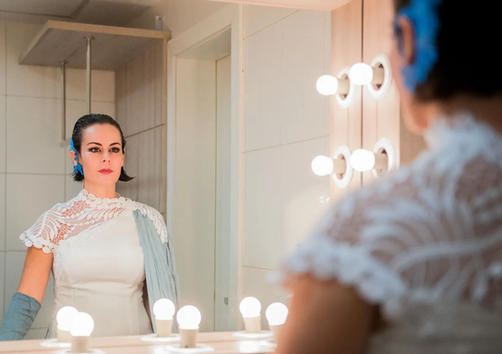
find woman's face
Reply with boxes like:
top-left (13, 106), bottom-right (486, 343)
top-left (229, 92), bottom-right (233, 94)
top-left (73, 123), bottom-right (125, 186)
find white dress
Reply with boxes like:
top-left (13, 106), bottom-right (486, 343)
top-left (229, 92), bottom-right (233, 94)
top-left (281, 112), bottom-right (502, 353)
top-left (19, 189), bottom-right (168, 338)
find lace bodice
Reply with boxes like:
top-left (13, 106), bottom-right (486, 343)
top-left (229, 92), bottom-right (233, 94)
top-left (282, 112), bottom-right (502, 320)
top-left (20, 189), bottom-right (168, 254)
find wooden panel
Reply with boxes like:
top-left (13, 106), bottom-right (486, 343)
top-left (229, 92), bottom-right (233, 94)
top-left (330, 0), bottom-right (363, 197)
top-left (210, 0), bottom-right (351, 11)
top-left (20, 20), bottom-right (168, 70)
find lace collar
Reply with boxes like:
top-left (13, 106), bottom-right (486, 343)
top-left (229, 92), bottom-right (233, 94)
top-left (76, 188), bottom-right (131, 208)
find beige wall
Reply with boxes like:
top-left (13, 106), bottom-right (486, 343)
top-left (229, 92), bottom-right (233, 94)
top-left (0, 19), bottom-right (115, 338)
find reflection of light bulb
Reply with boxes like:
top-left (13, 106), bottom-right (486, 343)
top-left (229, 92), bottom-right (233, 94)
top-left (265, 303), bottom-right (288, 326)
top-left (176, 306), bottom-right (201, 330)
top-left (239, 297), bottom-right (261, 318)
top-left (350, 149), bottom-right (375, 172)
top-left (311, 155), bottom-right (334, 176)
top-left (316, 75), bottom-right (338, 96)
top-left (57, 306), bottom-right (78, 331)
top-left (70, 312), bottom-right (94, 337)
top-left (349, 63), bottom-right (373, 86)
top-left (153, 298), bottom-right (175, 320)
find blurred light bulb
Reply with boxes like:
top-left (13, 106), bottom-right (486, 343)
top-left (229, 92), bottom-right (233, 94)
top-left (56, 306), bottom-right (78, 331)
top-left (265, 303), bottom-right (288, 326)
top-left (70, 312), bottom-right (94, 337)
top-left (316, 75), bottom-right (338, 96)
top-left (176, 305), bottom-right (201, 330)
top-left (311, 155), bottom-right (334, 176)
top-left (349, 62), bottom-right (373, 86)
top-left (350, 149), bottom-right (375, 172)
top-left (239, 297), bottom-right (261, 318)
top-left (153, 298), bottom-right (175, 320)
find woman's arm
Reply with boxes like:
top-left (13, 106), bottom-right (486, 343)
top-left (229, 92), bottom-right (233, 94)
top-left (275, 275), bottom-right (376, 354)
top-left (17, 247), bottom-right (53, 304)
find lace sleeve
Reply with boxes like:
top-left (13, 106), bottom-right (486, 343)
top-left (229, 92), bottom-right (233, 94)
top-left (134, 203), bottom-right (168, 244)
top-left (19, 209), bottom-right (61, 254)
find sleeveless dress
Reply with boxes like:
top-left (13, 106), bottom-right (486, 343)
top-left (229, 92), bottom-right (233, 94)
top-left (19, 189), bottom-right (171, 337)
top-left (281, 112), bottom-right (502, 353)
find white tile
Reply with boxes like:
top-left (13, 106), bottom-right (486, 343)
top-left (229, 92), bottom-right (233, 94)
top-left (244, 5), bottom-right (296, 38)
top-left (137, 127), bottom-right (163, 210)
top-left (243, 148), bottom-right (282, 269)
top-left (0, 21), bottom-right (5, 95)
top-left (6, 96), bottom-right (65, 174)
top-left (4, 251), bottom-right (55, 330)
top-left (116, 134), bottom-right (139, 201)
top-left (0, 174), bottom-right (5, 251)
top-left (0, 95), bottom-right (5, 172)
top-left (241, 266), bottom-right (289, 329)
top-left (66, 69), bottom-right (115, 103)
top-left (0, 252), bottom-right (5, 324)
top-left (5, 22), bottom-right (59, 98)
top-left (65, 99), bottom-right (116, 140)
top-left (6, 174), bottom-right (65, 251)
top-left (280, 138), bottom-right (331, 256)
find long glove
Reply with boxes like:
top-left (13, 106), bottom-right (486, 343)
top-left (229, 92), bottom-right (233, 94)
top-left (0, 292), bottom-right (41, 341)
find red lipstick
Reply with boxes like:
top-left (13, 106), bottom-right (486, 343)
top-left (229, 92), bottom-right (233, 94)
top-left (99, 169), bottom-right (113, 175)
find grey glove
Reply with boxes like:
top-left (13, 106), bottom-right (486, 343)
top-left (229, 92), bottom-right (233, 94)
top-left (0, 292), bottom-right (41, 341)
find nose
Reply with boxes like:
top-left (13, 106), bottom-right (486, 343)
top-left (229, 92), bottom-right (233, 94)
top-left (102, 151), bottom-right (110, 162)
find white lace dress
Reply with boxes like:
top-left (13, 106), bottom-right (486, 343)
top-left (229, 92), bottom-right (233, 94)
top-left (19, 190), bottom-right (168, 338)
top-left (282, 112), bottom-right (502, 353)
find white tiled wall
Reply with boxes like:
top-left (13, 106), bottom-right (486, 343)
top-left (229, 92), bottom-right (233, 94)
top-left (241, 7), bottom-right (331, 303)
top-left (0, 19), bottom-right (115, 337)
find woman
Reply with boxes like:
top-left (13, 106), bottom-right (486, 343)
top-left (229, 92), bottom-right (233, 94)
top-left (0, 114), bottom-right (177, 340)
top-left (277, 0), bottom-right (502, 353)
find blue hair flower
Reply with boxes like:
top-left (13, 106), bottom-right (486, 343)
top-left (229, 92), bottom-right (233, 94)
top-left (395, 0), bottom-right (442, 92)
top-left (70, 138), bottom-right (84, 176)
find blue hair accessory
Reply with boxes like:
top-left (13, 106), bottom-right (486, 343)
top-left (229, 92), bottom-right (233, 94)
top-left (394, 0), bottom-right (442, 92)
top-left (70, 138), bottom-right (84, 176)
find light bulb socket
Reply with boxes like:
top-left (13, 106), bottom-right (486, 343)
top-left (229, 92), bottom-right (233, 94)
top-left (372, 138), bottom-right (394, 177)
top-left (332, 146), bottom-right (353, 189)
top-left (180, 328), bottom-right (198, 348)
top-left (243, 315), bottom-right (261, 332)
top-left (70, 335), bottom-right (89, 353)
top-left (269, 324), bottom-right (283, 343)
top-left (57, 328), bottom-right (71, 343)
top-left (371, 64), bottom-right (385, 87)
top-left (335, 68), bottom-right (355, 109)
top-left (155, 318), bottom-right (173, 337)
top-left (367, 54), bottom-right (392, 99)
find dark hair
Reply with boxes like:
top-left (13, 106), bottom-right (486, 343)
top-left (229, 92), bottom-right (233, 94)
top-left (71, 113), bottom-right (134, 182)
top-left (393, 0), bottom-right (502, 101)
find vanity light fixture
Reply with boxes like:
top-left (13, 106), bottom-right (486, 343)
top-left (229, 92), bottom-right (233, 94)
top-left (265, 303), bottom-right (288, 343)
top-left (239, 297), bottom-right (262, 332)
top-left (56, 306), bottom-right (78, 343)
top-left (311, 146), bottom-right (353, 189)
top-left (176, 305), bottom-right (202, 348)
top-left (153, 298), bottom-right (176, 337)
top-left (70, 312), bottom-right (94, 353)
top-left (350, 138), bottom-right (394, 176)
top-left (316, 68), bottom-right (354, 109)
top-left (349, 55), bottom-right (392, 99)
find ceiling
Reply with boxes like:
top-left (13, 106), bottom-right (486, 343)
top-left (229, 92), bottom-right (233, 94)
top-left (0, 0), bottom-right (160, 26)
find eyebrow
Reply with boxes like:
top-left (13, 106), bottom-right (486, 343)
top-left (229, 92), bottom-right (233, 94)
top-left (87, 142), bottom-right (121, 146)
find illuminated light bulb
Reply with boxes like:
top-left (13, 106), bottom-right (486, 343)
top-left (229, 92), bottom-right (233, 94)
top-left (311, 155), bottom-right (334, 176)
top-left (316, 75), bottom-right (338, 96)
top-left (349, 62), bottom-right (373, 86)
top-left (350, 149), bottom-right (376, 172)
top-left (265, 303), bottom-right (288, 343)
top-left (56, 306), bottom-right (78, 342)
top-left (176, 305), bottom-right (202, 348)
top-left (70, 312), bottom-right (94, 353)
top-left (239, 297), bottom-right (262, 332)
top-left (153, 298), bottom-right (175, 337)
top-left (265, 303), bottom-right (288, 326)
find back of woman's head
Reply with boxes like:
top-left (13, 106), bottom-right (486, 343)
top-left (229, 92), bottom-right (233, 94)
top-left (393, 0), bottom-right (501, 102)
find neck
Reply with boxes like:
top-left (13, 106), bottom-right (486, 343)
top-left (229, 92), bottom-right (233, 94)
top-left (83, 181), bottom-right (118, 199)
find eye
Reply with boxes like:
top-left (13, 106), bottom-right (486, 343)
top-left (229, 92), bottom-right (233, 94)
top-left (111, 147), bottom-right (121, 153)
top-left (89, 147), bottom-right (100, 153)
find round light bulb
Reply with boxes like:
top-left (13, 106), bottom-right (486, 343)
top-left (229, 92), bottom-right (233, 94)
top-left (349, 62), bottom-right (373, 86)
top-left (239, 297), bottom-right (262, 318)
top-left (316, 75), bottom-right (338, 96)
top-left (56, 306), bottom-right (78, 331)
top-left (265, 302), bottom-right (288, 326)
top-left (70, 312), bottom-right (94, 337)
top-left (350, 149), bottom-right (375, 172)
top-left (311, 155), bottom-right (334, 176)
top-left (176, 305), bottom-right (201, 330)
top-left (153, 298), bottom-right (175, 320)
